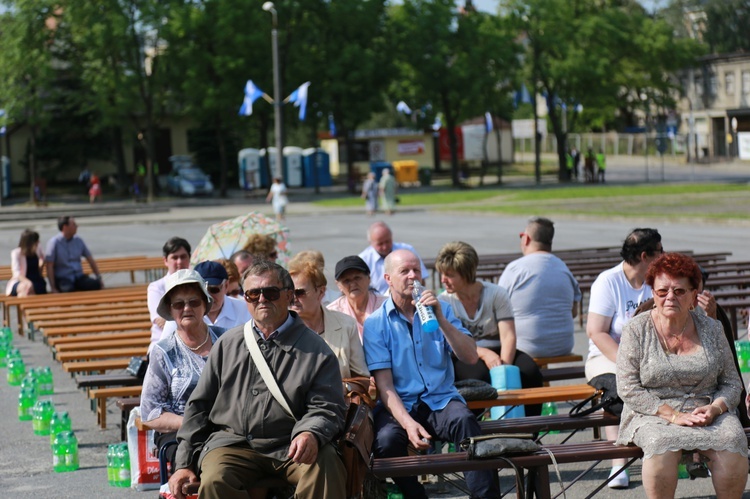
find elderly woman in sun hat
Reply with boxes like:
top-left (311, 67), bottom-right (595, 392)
top-left (140, 269), bottom-right (226, 469)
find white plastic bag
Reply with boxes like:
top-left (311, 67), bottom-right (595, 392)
top-left (126, 407), bottom-right (160, 491)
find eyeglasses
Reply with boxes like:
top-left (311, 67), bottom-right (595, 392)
top-left (294, 288), bottom-right (308, 298)
top-left (244, 286), bottom-right (288, 303)
top-left (170, 298), bottom-right (204, 310)
top-left (227, 289), bottom-right (242, 298)
top-left (207, 285), bottom-right (223, 294)
top-left (653, 287), bottom-right (693, 298)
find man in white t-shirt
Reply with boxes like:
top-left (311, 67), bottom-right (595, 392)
top-left (160, 261), bottom-right (251, 339)
top-left (358, 221), bottom-right (428, 295)
top-left (147, 237), bottom-right (191, 346)
top-left (499, 217), bottom-right (581, 358)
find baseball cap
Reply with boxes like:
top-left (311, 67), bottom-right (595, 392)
top-left (334, 256), bottom-right (371, 280)
top-left (194, 261), bottom-right (229, 286)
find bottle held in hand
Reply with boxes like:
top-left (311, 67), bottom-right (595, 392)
top-left (412, 281), bottom-right (439, 333)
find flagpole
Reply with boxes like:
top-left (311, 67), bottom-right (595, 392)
top-left (263, 2), bottom-right (283, 180)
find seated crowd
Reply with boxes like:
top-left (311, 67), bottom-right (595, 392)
top-left (21, 215), bottom-right (744, 499)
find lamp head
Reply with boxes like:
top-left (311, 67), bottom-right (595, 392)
top-left (262, 2), bottom-right (275, 11)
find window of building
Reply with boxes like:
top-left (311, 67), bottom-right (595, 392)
top-left (743, 71), bottom-right (750, 95)
top-left (725, 72), bottom-right (735, 96)
top-left (695, 76), bottom-right (703, 96)
top-left (709, 73), bottom-right (718, 96)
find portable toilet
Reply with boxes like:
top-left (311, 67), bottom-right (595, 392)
top-left (282, 146), bottom-right (304, 187)
top-left (259, 148), bottom-right (280, 188)
top-left (370, 161), bottom-right (393, 182)
top-left (302, 148), bottom-right (332, 187)
top-left (238, 148), bottom-right (260, 190)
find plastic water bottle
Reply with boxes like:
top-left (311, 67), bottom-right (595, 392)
top-left (386, 483), bottom-right (404, 499)
top-left (6, 347), bottom-right (21, 362)
top-left (678, 463), bottom-right (689, 479)
top-left (49, 412), bottom-right (72, 446)
top-left (52, 433), bottom-right (67, 472)
top-left (7, 357), bottom-right (26, 386)
top-left (107, 444), bottom-right (118, 486)
top-left (117, 443), bottom-right (131, 487)
top-left (21, 372), bottom-right (38, 391)
top-left (38, 366), bottom-right (54, 395)
top-left (32, 399), bottom-right (55, 436)
top-left (412, 281), bottom-right (439, 333)
top-left (64, 431), bottom-right (79, 471)
top-left (18, 385), bottom-right (37, 421)
top-left (0, 326), bottom-right (12, 344)
top-left (542, 402), bottom-right (560, 434)
top-left (0, 340), bottom-right (9, 367)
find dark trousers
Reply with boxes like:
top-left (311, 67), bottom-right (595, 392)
top-left (453, 348), bottom-right (544, 417)
top-left (373, 400), bottom-right (500, 499)
top-left (56, 274), bottom-right (101, 292)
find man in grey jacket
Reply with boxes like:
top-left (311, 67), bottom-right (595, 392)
top-left (168, 260), bottom-right (347, 499)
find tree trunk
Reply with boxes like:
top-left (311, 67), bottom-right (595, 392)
top-left (110, 127), bottom-right (128, 196)
top-left (214, 117), bottom-right (228, 198)
top-left (28, 125), bottom-right (37, 204)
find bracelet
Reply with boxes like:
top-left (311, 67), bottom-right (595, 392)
top-left (670, 413), bottom-right (677, 424)
top-left (713, 404), bottom-right (724, 415)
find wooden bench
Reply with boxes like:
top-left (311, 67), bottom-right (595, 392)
top-left (532, 354), bottom-right (583, 369)
top-left (48, 330), bottom-right (150, 347)
top-left (31, 312), bottom-right (150, 330)
top-left (466, 384), bottom-right (597, 411)
top-left (55, 337), bottom-right (150, 353)
top-left (116, 397), bottom-right (142, 441)
top-left (89, 385), bottom-right (143, 429)
top-left (77, 373), bottom-right (141, 389)
top-left (540, 365), bottom-right (586, 383)
top-left (56, 346), bottom-right (148, 363)
top-left (63, 358), bottom-right (133, 374)
top-left (41, 320), bottom-right (152, 340)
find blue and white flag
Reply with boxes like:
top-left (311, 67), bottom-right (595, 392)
top-left (238, 80), bottom-right (265, 116)
top-left (396, 101), bottom-right (412, 115)
top-left (485, 112), bottom-right (493, 133)
top-left (328, 113), bottom-right (337, 137)
top-left (287, 81), bottom-right (310, 121)
top-left (514, 84), bottom-right (532, 108)
top-left (0, 109), bottom-right (5, 135)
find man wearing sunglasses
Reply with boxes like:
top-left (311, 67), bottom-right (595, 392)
top-left (159, 261), bottom-right (251, 342)
top-left (169, 260), bottom-right (346, 499)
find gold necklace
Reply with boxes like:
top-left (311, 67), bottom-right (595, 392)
top-left (178, 329), bottom-right (210, 352)
top-left (654, 314), bottom-right (689, 353)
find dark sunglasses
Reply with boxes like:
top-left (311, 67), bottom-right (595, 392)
top-left (170, 298), bottom-right (204, 310)
top-left (653, 287), bottom-right (692, 298)
top-left (207, 285), bottom-right (223, 294)
top-left (244, 286), bottom-right (288, 303)
top-left (227, 289), bottom-right (242, 297)
top-left (294, 288), bottom-right (314, 298)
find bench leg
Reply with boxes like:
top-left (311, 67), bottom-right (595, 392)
top-left (97, 398), bottom-right (107, 429)
top-left (526, 466), bottom-right (550, 499)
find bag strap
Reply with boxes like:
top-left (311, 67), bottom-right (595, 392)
top-left (568, 389), bottom-right (609, 418)
top-left (243, 322), bottom-right (297, 421)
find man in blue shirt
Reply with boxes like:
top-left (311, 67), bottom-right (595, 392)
top-left (45, 216), bottom-right (103, 293)
top-left (363, 249), bottom-right (499, 499)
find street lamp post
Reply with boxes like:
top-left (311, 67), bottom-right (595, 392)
top-left (263, 2), bottom-right (283, 180)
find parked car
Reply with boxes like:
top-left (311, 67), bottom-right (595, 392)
top-left (167, 167), bottom-right (214, 196)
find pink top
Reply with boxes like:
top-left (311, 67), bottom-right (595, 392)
top-left (327, 290), bottom-right (386, 342)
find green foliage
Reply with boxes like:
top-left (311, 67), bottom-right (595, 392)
top-left (703, 0), bottom-right (750, 54)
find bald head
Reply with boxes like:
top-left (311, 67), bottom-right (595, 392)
top-left (368, 221), bottom-right (393, 257)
